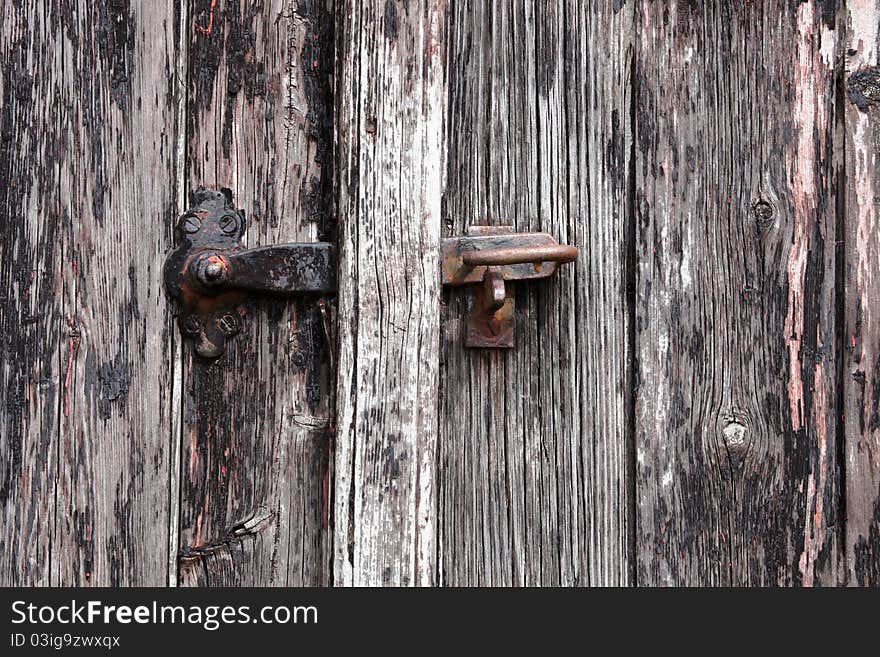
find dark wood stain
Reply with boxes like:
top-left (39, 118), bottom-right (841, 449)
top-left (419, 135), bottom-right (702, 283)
top-left (97, 0), bottom-right (135, 108)
top-left (298, 0), bottom-right (335, 242)
top-left (383, 0), bottom-right (398, 40)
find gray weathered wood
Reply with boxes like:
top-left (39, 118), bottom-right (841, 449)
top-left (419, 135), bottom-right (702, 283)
top-left (177, 0), bottom-right (335, 586)
top-left (333, 0), bottom-right (447, 586)
top-left (844, 1), bottom-right (880, 587)
top-left (0, 0), bottom-right (179, 585)
top-left (634, 1), bottom-right (843, 585)
top-left (438, 0), bottom-right (632, 585)
top-left (7, 0), bottom-right (880, 591)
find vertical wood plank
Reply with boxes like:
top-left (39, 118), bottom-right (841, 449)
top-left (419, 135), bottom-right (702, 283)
top-left (634, 1), bottom-right (843, 585)
top-left (178, 0), bottom-right (335, 586)
top-left (0, 0), bottom-right (63, 586)
top-left (0, 0), bottom-right (180, 585)
top-left (437, 0), bottom-right (632, 586)
top-left (333, 0), bottom-right (447, 586)
top-left (844, 0), bottom-right (880, 586)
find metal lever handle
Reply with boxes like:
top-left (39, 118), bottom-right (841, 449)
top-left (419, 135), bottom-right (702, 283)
top-left (461, 244), bottom-right (578, 267)
top-left (164, 187), bottom-right (336, 358)
top-left (192, 245), bottom-right (335, 295)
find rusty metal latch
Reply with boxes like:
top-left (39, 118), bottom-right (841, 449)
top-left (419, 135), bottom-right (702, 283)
top-left (164, 188), bottom-right (335, 358)
top-left (441, 226), bottom-right (578, 348)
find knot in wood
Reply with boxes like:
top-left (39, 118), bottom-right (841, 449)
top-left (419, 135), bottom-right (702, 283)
top-left (752, 200), bottom-right (775, 233)
top-left (848, 66), bottom-right (880, 112)
top-left (721, 417), bottom-right (750, 466)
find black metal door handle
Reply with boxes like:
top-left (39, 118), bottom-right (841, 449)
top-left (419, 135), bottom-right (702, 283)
top-left (164, 187), bottom-right (336, 358)
top-left (188, 245), bottom-right (335, 295)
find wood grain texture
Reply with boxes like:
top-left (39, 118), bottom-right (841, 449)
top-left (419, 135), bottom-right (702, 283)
top-left (178, 0), bottom-right (334, 586)
top-left (438, 0), bottom-right (632, 586)
top-left (634, 0), bottom-right (844, 586)
top-left (844, 0), bottom-right (880, 587)
top-left (0, 0), bottom-right (62, 586)
top-left (333, 0), bottom-right (447, 586)
top-left (5, 0), bottom-right (878, 591)
top-left (0, 0), bottom-right (179, 585)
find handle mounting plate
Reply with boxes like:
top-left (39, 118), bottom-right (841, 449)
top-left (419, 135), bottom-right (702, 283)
top-left (164, 188), bottom-right (335, 358)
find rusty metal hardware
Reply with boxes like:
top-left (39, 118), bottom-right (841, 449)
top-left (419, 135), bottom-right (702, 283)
top-left (441, 226), bottom-right (578, 348)
top-left (164, 187), bottom-right (335, 358)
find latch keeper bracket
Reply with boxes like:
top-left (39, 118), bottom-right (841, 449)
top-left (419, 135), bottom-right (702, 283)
top-left (440, 226), bottom-right (578, 348)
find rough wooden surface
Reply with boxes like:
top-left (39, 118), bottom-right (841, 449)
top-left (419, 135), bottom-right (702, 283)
top-left (0, 0), bottom-right (179, 585)
top-left (333, 0), bottom-right (447, 586)
top-left (845, 1), bottom-right (880, 587)
top-left (8, 0), bottom-right (880, 590)
top-left (177, 0), bottom-right (335, 586)
top-left (438, 0), bottom-right (632, 586)
top-left (634, 1), bottom-right (843, 585)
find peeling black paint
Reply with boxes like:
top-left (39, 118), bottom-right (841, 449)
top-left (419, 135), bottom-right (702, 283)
top-left (816, 0), bottom-right (838, 29)
top-left (1, 0), bottom-right (180, 588)
top-left (97, 0), bottom-right (136, 108)
top-left (630, 0), bottom-right (843, 586)
top-left (298, 0), bottom-right (335, 242)
top-left (72, 508), bottom-right (95, 585)
top-left (83, 349), bottom-right (131, 422)
top-left (97, 356), bottom-right (130, 420)
top-left (0, 24), bottom-right (59, 520)
top-left (189, 0), bottom-right (225, 116)
top-left (219, 3), bottom-right (266, 158)
top-left (292, 297), bottom-right (330, 413)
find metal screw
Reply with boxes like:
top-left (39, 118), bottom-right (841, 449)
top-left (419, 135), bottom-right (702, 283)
top-left (204, 261), bottom-right (224, 282)
top-left (195, 254), bottom-right (228, 287)
top-left (182, 215), bottom-right (201, 234)
top-left (219, 214), bottom-right (239, 236)
top-left (217, 312), bottom-right (241, 336)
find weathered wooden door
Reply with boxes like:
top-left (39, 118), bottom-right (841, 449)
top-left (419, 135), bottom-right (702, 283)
top-left (2, 0), bottom-right (880, 587)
